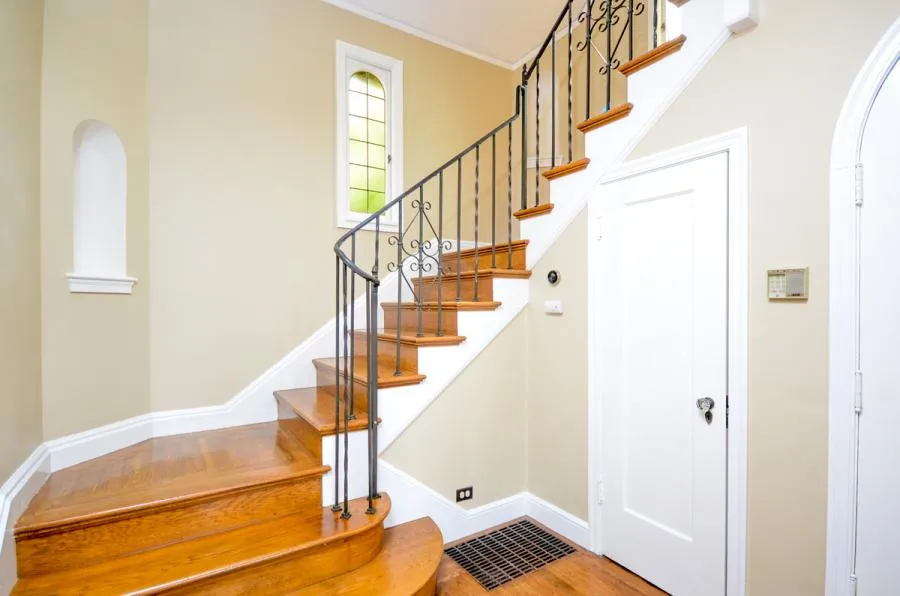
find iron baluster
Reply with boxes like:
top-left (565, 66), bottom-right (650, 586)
top-left (507, 122), bottom-right (513, 269)
top-left (568, 0), bottom-right (574, 163)
top-left (606, 0), bottom-right (613, 112)
top-left (456, 157), bottom-right (462, 304)
top-left (349, 236), bottom-right (356, 419)
top-left (395, 199), bottom-right (403, 376)
top-left (365, 279), bottom-right (377, 515)
top-left (628, 0), bottom-right (635, 60)
top-left (491, 134), bottom-right (497, 269)
top-left (332, 256), bottom-right (341, 513)
top-left (653, 0), bottom-right (659, 48)
top-left (551, 21), bottom-right (557, 169)
top-left (521, 78), bottom-right (528, 211)
top-left (341, 263), bottom-right (351, 519)
top-left (417, 187), bottom-right (425, 337)
top-left (474, 144), bottom-right (480, 302)
top-left (437, 171), bottom-right (444, 337)
top-left (535, 61), bottom-right (541, 208)
top-left (586, 0), bottom-right (592, 120)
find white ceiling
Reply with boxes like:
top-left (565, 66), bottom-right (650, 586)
top-left (324, 0), bottom-right (565, 68)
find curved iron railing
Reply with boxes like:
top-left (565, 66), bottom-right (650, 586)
top-left (330, 0), bottom-right (668, 518)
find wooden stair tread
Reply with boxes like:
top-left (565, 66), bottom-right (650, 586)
top-left (275, 387), bottom-right (371, 435)
top-left (13, 496), bottom-right (391, 595)
top-left (543, 157), bottom-right (591, 181)
top-left (313, 357), bottom-right (426, 388)
top-left (414, 268), bottom-right (532, 283)
top-left (381, 300), bottom-right (502, 311)
top-left (619, 35), bottom-right (687, 76)
top-left (352, 329), bottom-right (466, 347)
top-left (441, 239), bottom-right (529, 261)
top-left (16, 422), bottom-right (327, 536)
top-left (514, 203), bottom-right (554, 220)
top-left (295, 517), bottom-right (443, 595)
top-left (577, 102), bottom-right (634, 133)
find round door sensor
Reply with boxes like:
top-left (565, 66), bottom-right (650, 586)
top-left (547, 270), bottom-right (561, 286)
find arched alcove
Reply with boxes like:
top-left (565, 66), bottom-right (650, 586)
top-left (67, 120), bottom-right (136, 294)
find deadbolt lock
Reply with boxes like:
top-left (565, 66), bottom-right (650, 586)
top-left (696, 397), bottom-right (715, 425)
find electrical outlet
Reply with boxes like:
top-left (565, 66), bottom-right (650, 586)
top-left (455, 486), bottom-right (473, 502)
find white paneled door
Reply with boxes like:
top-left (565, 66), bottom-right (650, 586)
top-left (596, 153), bottom-right (728, 596)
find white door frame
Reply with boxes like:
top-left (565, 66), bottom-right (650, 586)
top-left (587, 128), bottom-right (749, 596)
top-left (826, 17), bottom-right (900, 596)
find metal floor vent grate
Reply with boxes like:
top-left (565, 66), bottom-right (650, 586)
top-left (445, 519), bottom-right (576, 590)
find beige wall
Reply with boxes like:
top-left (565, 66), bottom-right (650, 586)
top-left (40, 0), bottom-right (151, 440)
top-left (383, 313), bottom-right (528, 508)
top-left (0, 0), bottom-right (44, 480)
top-left (526, 209), bottom-right (588, 519)
top-left (147, 0), bottom-right (513, 413)
top-left (631, 2), bottom-right (900, 593)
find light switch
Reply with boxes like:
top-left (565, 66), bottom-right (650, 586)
top-left (767, 268), bottom-right (809, 301)
top-left (544, 300), bottom-right (563, 315)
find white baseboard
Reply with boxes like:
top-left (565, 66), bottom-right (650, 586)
top-left (0, 446), bottom-right (51, 594)
top-left (379, 460), bottom-right (588, 548)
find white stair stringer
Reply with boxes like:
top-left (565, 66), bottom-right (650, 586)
top-left (521, 0), bottom-right (731, 269)
top-left (321, 276), bottom-right (529, 505)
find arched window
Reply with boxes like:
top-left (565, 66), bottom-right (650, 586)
top-left (348, 71), bottom-right (387, 215)
top-left (336, 42), bottom-right (403, 231)
top-left (67, 120), bottom-right (136, 294)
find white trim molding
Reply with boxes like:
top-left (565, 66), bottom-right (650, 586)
top-left (724, 0), bottom-right (759, 34)
top-left (826, 16), bottom-right (900, 596)
top-left (66, 273), bottom-right (138, 294)
top-left (379, 460), bottom-right (590, 548)
top-left (587, 127), bottom-right (749, 596)
top-left (335, 40), bottom-right (404, 233)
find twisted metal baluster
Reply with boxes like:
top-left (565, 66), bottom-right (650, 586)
top-left (521, 69), bottom-right (528, 210)
top-left (341, 263), bottom-right (351, 519)
top-left (568, 0), bottom-right (574, 163)
top-left (491, 134), bottom-right (497, 269)
top-left (417, 187), bottom-right (425, 337)
top-left (474, 144), bottom-right (480, 302)
top-left (437, 171), bottom-right (444, 337)
top-left (332, 256), bottom-right (342, 513)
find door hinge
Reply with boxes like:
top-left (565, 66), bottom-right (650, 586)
top-left (854, 163), bottom-right (864, 206)
top-left (850, 572), bottom-right (858, 596)
top-left (725, 395), bottom-right (730, 429)
top-left (854, 370), bottom-right (863, 414)
top-left (596, 479), bottom-right (604, 505)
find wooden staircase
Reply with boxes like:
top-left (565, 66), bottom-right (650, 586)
top-left (9, 24), bottom-right (689, 594)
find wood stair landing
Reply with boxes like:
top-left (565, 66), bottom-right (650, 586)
top-left (295, 517), bottom-right (443, 596)
top-left (13, 496), bottom-right (391, 595)
top-left (15, 421), bottom-right (329, 578)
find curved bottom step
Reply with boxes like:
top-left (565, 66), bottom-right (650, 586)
top-left (295, 517), bottom-right (444, 596)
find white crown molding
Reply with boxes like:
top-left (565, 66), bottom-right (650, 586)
top-left (66, 273), bottom-right (138, 295)
top-left (319, 0), bottom-right (516, 70)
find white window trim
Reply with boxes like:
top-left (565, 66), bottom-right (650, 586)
top-left (67, 274), bottom-right (138, 294)
top-left (336, 41), bottom-right (404, 233)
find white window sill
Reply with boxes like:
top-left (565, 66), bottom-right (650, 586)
top-left (337, 218), bottom-right (399, 233)
top-left (67, 274), bottom-right (138, 294)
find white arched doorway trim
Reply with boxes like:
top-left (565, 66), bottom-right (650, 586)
top-left (826, 17), bottom-right (900, 596)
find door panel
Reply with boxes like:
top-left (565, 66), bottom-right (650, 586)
top-left (598, 153), bottom-right (728, 596)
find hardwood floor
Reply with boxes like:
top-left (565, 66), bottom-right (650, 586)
top-left (436, 519), bottom-right (667, 595)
